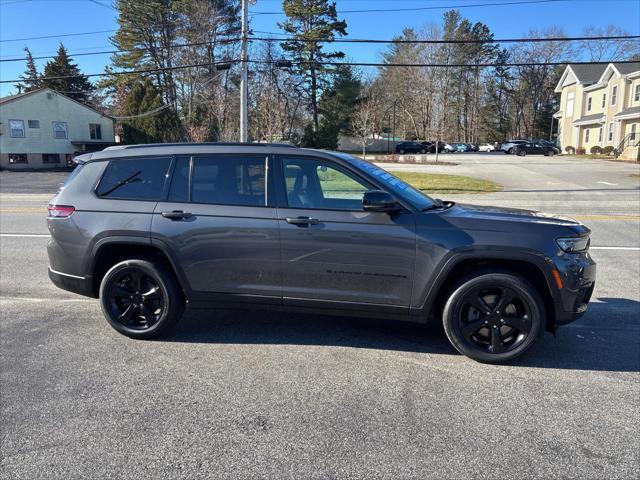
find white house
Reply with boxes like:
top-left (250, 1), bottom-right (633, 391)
top-left (0, 88), bottom-right (115, 169)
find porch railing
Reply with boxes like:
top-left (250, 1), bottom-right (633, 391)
top-left (614, 133), bottom-right (640, 161)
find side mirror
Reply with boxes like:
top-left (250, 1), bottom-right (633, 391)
top-left (362, 190), bottom-right (402, 213)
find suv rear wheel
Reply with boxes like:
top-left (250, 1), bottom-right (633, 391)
top-left (99, 258), bottom-right (185, 339)
top-left (442, 272), bottom-right (544, 363)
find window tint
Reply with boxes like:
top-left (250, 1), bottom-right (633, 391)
top-left (283, 158), bottom-right (373, 211)
top-left (168, 157), bottom-right (190, 202)
top-left (191, 156), bottom-right (267, 206)
top-left (96, 157), bottom-right (171, 200)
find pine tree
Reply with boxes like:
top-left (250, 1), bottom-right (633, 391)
top-left (121, 79), bottom-right (179, 144)
top-left (17, 47), bottom-right (41, 93)
top-left (279, 0), bottom-right (347, 145)
top-left (41, 43), bottom-right (94, 103)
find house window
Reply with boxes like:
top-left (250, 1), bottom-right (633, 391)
top-left (9, 119), bottom-right (25, 138)
top-left (89, 123), bottom-right (102, 140)
top-left (28, 120), bottom-right (40, 129)
top-left (584, 129), bottom-right (590, 143)
top-left (611, 85), bottom-right (617, 106)
top-left (587, 96), bottom-right (592, 112)
top-left (566, 92), bottom-right (574, 117)
top-left (631, 124), bottom-right (637, 141)
top-left (602, 93), bottom-right (606, 108)
top-left (52, 121), bottom-right (68, 139)
top-left (598, 127), bottom-right (603, 143)
top-left (42, 154), bottom-right (61, 164)
top-left (635, 84), bottom-right (640, 102)
top-left (8, 154), bottom-right (28, 164)
top-left (608, 122), bottom-right (614, 142)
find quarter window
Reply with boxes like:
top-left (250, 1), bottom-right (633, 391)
top-left (283, 158), bottom-right (373, 211)
top-left (9, 119), bottom-right (25, 137)
top-left (96, 157), bottom-right (171, 200)
top-left (190, 156), bottom-right (267, 206)
top-left (52, 121), bottom-right (68, 139)
top-left (89, 123), bottom-right (102, 140)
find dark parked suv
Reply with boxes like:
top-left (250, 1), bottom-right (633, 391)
top-left (47, 143), bottom-right (596, 363)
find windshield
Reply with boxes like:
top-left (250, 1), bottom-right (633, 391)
top-left (336, 153), bottom-right (435, 210)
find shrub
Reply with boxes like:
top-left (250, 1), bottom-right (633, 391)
top-left (590, 146), bottom-right (602, 154)
top-left (565, 145), bottom-right (575, 154)
top-left (603, 145), bottom-right (614, 155)
top-left (576, 147), bottom-right (586, 155)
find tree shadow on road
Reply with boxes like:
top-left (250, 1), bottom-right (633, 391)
top-left (165, 296), bottom-right (639, 373)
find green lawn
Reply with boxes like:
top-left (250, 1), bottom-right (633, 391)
top-left (391, 171), bottom-right (503, 194)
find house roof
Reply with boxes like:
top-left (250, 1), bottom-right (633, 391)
top-left (614, 106), bottom-right (640, 119)
top-left (612, 62), bottom-right (640, 75)
top-left (572, 113), bottom-right (606, 126)
top-left (555, 62), bottom-right (640, 93)
top-left (0, 88), bottom-right (112, 119)
top-left (569, 64), bottom-right (607, 85)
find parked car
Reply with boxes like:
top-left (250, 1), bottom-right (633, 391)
top-left (47, 143), bottom-right (595, 363)
top-left (395, 141), bottom-right (428, 154)
top-left (467, 143), bottom-right (480, 152)
top-left (442, 142), bottom-right (456, 153)
top-left (513, 142), bottom-right (557, 156)
top-left (499, 140), bottom-right (528, 154)
top-left (534, 139), bottom-right (561, 155)
top-left (479, 143), bottom-right (495, 152)
top-left (420, 141), bottom-right (447, 153)
top-left (450, 142), bottom-right (471, 152)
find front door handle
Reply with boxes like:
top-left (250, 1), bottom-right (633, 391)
top-left (161, 210), bottom-right (192, 220)
top-left (285, 216), bottom-right (319, 226)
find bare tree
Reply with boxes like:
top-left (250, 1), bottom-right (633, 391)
top-left (581, 25), bottom-right (640, 61)
top-left (351, 94), bottom-right (378, 159)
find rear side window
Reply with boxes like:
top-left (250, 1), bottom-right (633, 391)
top-left (96, 157), bottom-right (171, 200)
top-left (189, 156), bottom-right (267, 206)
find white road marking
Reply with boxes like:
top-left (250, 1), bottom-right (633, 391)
top-left (0, 296), bottom-right (93, 304)
top-left (597, 181), bottom-right (618, 186)
top-left (0, 233), bottom-right (50, 238)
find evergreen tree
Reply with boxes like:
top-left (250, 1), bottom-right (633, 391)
top-left (41, 43), bottom-right (94, 103)
top-left (17, 47), bottom-right (41, 93)
top-left (120, 79), bottom-right (179, 144)
top-left (279, 0), bottom-right (347, 145)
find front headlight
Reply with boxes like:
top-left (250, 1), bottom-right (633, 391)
top-left (556, 236), bottom-right (590, 253)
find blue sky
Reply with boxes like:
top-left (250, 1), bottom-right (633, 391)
top-left (1, 0), bottom-right (639, 96)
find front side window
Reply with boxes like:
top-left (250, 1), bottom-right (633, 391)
top-left (90, 123), bottom-right (102, 140)
top-left (190, 156), bottom-right (267, 206)
top-left (9, 119), bottom-right (25, 137)
top-left (283, 158), bottom-right (373, 211)
top-left (96, 157), bottom-right (171, 200)
top-left (611, 85), bottom-right (618, 106)
top-left (52, 121), bottom-right (68, 139)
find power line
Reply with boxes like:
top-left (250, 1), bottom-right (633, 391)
top-left (0, 29), bottom-right (116, 43)
top-left (2, 34), bottom-right (637, 63)
top-left (250, 0), bottom-right (570, 15)
top-left (2, 59), bottom-right (638, 84)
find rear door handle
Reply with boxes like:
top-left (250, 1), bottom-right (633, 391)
top-left (285, 216), bottom-right (319, 226)
top-left (161, 210), bottom-right (192, 220)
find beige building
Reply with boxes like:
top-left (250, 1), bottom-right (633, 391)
top-left (0, 88), bottom-right (115, 169)
top-left (554, 62), bottom-right (640, 160)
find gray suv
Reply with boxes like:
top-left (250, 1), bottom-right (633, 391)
top-left (47, 143), bottom-right (596, 363)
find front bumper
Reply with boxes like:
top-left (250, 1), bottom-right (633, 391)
top-left (551, 251), bottom-right (596, 325)
top-left (48, 267), bottom-right (95, 298)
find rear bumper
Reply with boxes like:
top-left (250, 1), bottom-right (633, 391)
top-left (48, 267), bottom-right (95, 298)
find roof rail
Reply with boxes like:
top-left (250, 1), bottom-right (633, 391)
top-left (103, 142), bottom-right (299, 151)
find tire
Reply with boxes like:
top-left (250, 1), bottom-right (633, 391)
top-left (99, 258), bottom-right (185, 339)
top-left (517, 149), bottom-right (526, 156)
top-left (547, 150), bottom-right (555, 157)
top-left (442, 272), bottom-right (544, 363)
top-left (398, 149), bottom-right (405, 154)
top-left (420, 149), bottom-right (427, 154)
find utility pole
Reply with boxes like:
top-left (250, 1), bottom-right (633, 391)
top-left (240, 0), bottom-right (250, 142)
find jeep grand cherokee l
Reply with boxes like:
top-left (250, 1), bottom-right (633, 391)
top-left (47, 143), bottom-right (596, 363)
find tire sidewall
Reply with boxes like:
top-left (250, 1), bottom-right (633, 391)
top-left (442, 273), bottom-right (544, 363)
top-left (99, 259), bottom-right (181, 339)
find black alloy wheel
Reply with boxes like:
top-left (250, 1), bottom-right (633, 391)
top-left (443, 272), bottom-right (544, 363)
top-left (100, 258), bottom-right (184, 339)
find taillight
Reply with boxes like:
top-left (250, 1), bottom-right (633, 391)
top-left (48, 204), bottom-right (75, 218)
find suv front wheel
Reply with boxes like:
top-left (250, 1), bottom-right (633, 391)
top-left (442, 272), bottom-right (544, 363)
top-left (99, 258), bottom-right (185, 339)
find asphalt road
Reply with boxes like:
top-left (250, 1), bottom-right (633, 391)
top-left (1, 154), bottom-right (639, 479)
